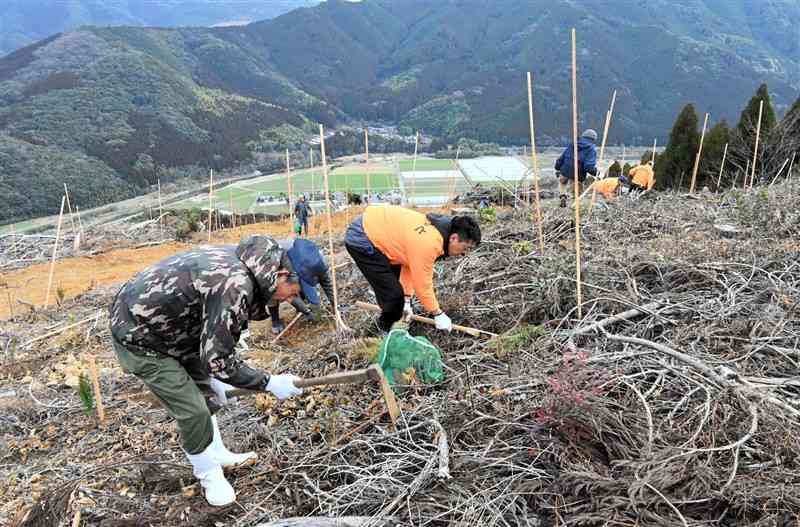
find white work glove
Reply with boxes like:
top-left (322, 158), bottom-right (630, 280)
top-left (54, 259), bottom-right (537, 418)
top-left (266, 374), bottom-right (303, 400)
top-left (403, 297), bottom-right (413, 321)
top-left (434, 312), bottom-right (453, 332)
top-left (209, 378), bottom-right (236, 406)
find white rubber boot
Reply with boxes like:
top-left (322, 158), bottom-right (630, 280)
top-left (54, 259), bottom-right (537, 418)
top-left (186, 447), bottom-right (236, 506)
top-left (210, 416), bottom-right (257, 467)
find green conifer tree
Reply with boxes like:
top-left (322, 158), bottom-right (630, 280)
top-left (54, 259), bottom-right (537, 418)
top-left (656, 104), bottom-right (700, 190)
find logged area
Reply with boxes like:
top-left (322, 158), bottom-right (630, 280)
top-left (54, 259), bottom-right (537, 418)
top-left (2, 188), bottom-right (800, 526)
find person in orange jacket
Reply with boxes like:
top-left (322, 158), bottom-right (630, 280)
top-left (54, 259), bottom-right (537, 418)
top-left (628, 161), bottom-right (656, 192)
top-left (344, 206), bottom-right (481, 333)
top-left (589, 177), bottom-right (622, 202)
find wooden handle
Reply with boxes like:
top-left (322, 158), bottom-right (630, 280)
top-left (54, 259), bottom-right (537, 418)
top-left (225, 364), bottom-right (383, 398)
top-left (354, 301), bottom-right (496, 338)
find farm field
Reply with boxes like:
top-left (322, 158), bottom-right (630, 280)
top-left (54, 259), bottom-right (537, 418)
top-left (399, 158), bottom-right (455, 171)
top-left (173, 164), bottom-right (399, 213)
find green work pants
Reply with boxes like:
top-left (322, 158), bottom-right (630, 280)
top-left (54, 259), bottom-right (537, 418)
top-left (112, 339), bottom-right (214, 455)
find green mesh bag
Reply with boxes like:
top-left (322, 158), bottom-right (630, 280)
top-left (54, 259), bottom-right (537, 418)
top-left (374, 328), bottom-right (444, 386)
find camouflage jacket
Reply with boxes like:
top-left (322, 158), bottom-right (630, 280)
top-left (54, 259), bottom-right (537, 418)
top-left (110, 235), bottom-right (285, 390)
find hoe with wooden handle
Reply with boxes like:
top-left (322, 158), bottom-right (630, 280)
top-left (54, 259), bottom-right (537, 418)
top-left (225, 364), bottom-right (401, 429)
top-left (355, 301), bottom-right (498, 338)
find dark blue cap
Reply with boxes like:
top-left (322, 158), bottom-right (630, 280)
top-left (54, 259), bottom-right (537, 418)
top-left (286, 239), bottom-right (327, 305)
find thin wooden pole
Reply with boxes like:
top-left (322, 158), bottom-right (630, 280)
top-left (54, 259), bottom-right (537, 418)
top-left (157, 178), bottom-right (163, 238)
top-left (652, 138), bottom-right (657, 163)
top-left (588, 90), bottom-right (617, 211)
top-left (365, 128), bottom-right (370, 201)
top-left (45, 195), bottom-right (66, 307)
top-left (63, 183), bottom-right (77, 237)
top-left (750, 100), bottom-right (764, 190)
top-left (286, 149), bottom-right (293, 235)
top-left (411, 131), bottom-right (419, 207)
top-left (527, 71), bottom-right (545, 254)
top-left (571, 28), bottom-right (583, 320)
top-left (207, 169), bottom-right (213, 242)
top-left (229, 187), bottom-right (235, 230)
top-left (715, 143), bottom-right (729, 193)
top-left (447, 147), bottom-right (462, 203)
top-left (689, 112), bottom-right (709, 193)
top-left (319, 125), bottom-right (346, 331)
top-left (788, 152), bottom-right (796, 182)
top-left (310, 148), bottom-right (315, 200)
top-left (87, 354), bottom-right (105, 424)
top-left (770, 158), bottom-right (791, 186)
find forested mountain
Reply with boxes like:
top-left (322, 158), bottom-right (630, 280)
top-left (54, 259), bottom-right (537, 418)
top-left (0, 0), bottom-right (319, 57)
top-left (1, 0), bottom-right (798, 223)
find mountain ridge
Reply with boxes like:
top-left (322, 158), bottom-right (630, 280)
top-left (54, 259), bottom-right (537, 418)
top-left (0, 0), bottom-right (799, 223)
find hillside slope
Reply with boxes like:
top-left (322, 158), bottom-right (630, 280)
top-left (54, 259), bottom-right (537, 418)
top-left (0, 0), bottom-right (319, 57)
top-left (0, 0), bottom-right (798, 223)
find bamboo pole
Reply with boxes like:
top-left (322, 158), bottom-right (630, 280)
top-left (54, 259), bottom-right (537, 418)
top-left (715, 143), bottom-right (728, 193)
top-left (769, 158), bottom-right (791, 186)
top-left (319, 125), bottom-right (348, 331)
top-left (526, 72), bottom-right (545, 254)
top-left (44, 195), bottom-right (66, 307)
top-left (286, 149), bottom-right (293, 235)
top-left (207, 169), bottom-right (213, 242)
top-left (157, 178), bottom-right (163, 239)
top-left (410, 131), bottom-right (419, 207)
top-left (689, 112), bottom-right (709, 193)
top-left (63, 183), bottom-right (77, 238)
top-left (571, 28), bottom-right (583, 320)
top-left (588, 90), bottom-right (617, 212)
top-left (365, 128), bottom-right (370, 201)
top-left (229, 187), bottom-right (235, 230)
top-left (87, 354), bottom-right (105, 424)
top-left (750, 100), bottom-right (764, 190)
top-left (310, 148), bottom-right (315, 200)
top-left (447, 147), bottom-right (462, 203)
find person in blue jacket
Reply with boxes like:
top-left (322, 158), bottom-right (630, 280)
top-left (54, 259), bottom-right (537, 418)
top-left (268, 238), bottom-right (335, 335)
top-left (554, 129), bottom-right (599, 208)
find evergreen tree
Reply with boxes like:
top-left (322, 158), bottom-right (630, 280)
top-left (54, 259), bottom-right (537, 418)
top-left (607, 160), bottom-right (621, 178)
top-left (699, 121), bottom-right (731, 189)
top-left (656, 104), bottom-right (700, 190)
top-left (736, 84), bottom-right (777, 139)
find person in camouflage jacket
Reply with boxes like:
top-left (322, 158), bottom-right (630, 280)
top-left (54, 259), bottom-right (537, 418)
top-left (110, 235), bottom-right (304, 507)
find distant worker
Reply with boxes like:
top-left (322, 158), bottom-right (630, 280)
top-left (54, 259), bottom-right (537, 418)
top-left (589, 176), bottom-right (622, 203)
top-left (555, 129), bottom-right (598, 208)
top-left (110, 236), bottom-right (304, 506)
top-left (269, 238), bottom-right (335, 335)
top-left (628, 161), bottom-right (656, 193)
top-left (293, 194), bottom-right (313, 237)
top-left (344, 206), bottom-right (481, 334)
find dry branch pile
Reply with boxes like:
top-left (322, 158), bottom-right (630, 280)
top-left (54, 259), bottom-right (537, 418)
top-left (2, 185), bottom-right (800, 526)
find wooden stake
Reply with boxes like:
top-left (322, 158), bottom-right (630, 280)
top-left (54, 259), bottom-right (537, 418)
top-left (44, 195), bottom-right (66, 307)
top-left (571, 28), bottom-right (583, 320)
top-left (286, 149), bottom-right (293, 235)
top-left (207, 169), bottom-right (213, 242)
top-left (447, 147), bottom-right (462, 202)
top-left (750, 100), bottom-right (764, 190)
top-left (410, 131), bottom-right (419, 207)
top-left (229, 187), bottom-right (235, 230)
top-left (689, 112), bottom-right (709, 193)
top-left (310, 148), bottom-right (315, 200)
top-left (365, 128), bottom-right (370, 201)
top-left (715, 143), bottom-right (728, 193)
top-left (87, 354), bottom-right (105, 424)
top-left (157, 178), bottom-right (163, 239)
top-left (588, 90), bottom-right (617, 212)
top-left (652, 138), bottom-right (657, 164)
top-left (770, 157), bottom-right (791, 186)
top-left (319, 125), bottom-right (347, 331)
top-left (63, 183), bottom-right (77, 238)
top-left (788, 152), bottom-right (796, 182)
top-left (527, 72), bottom-right (545, 254)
